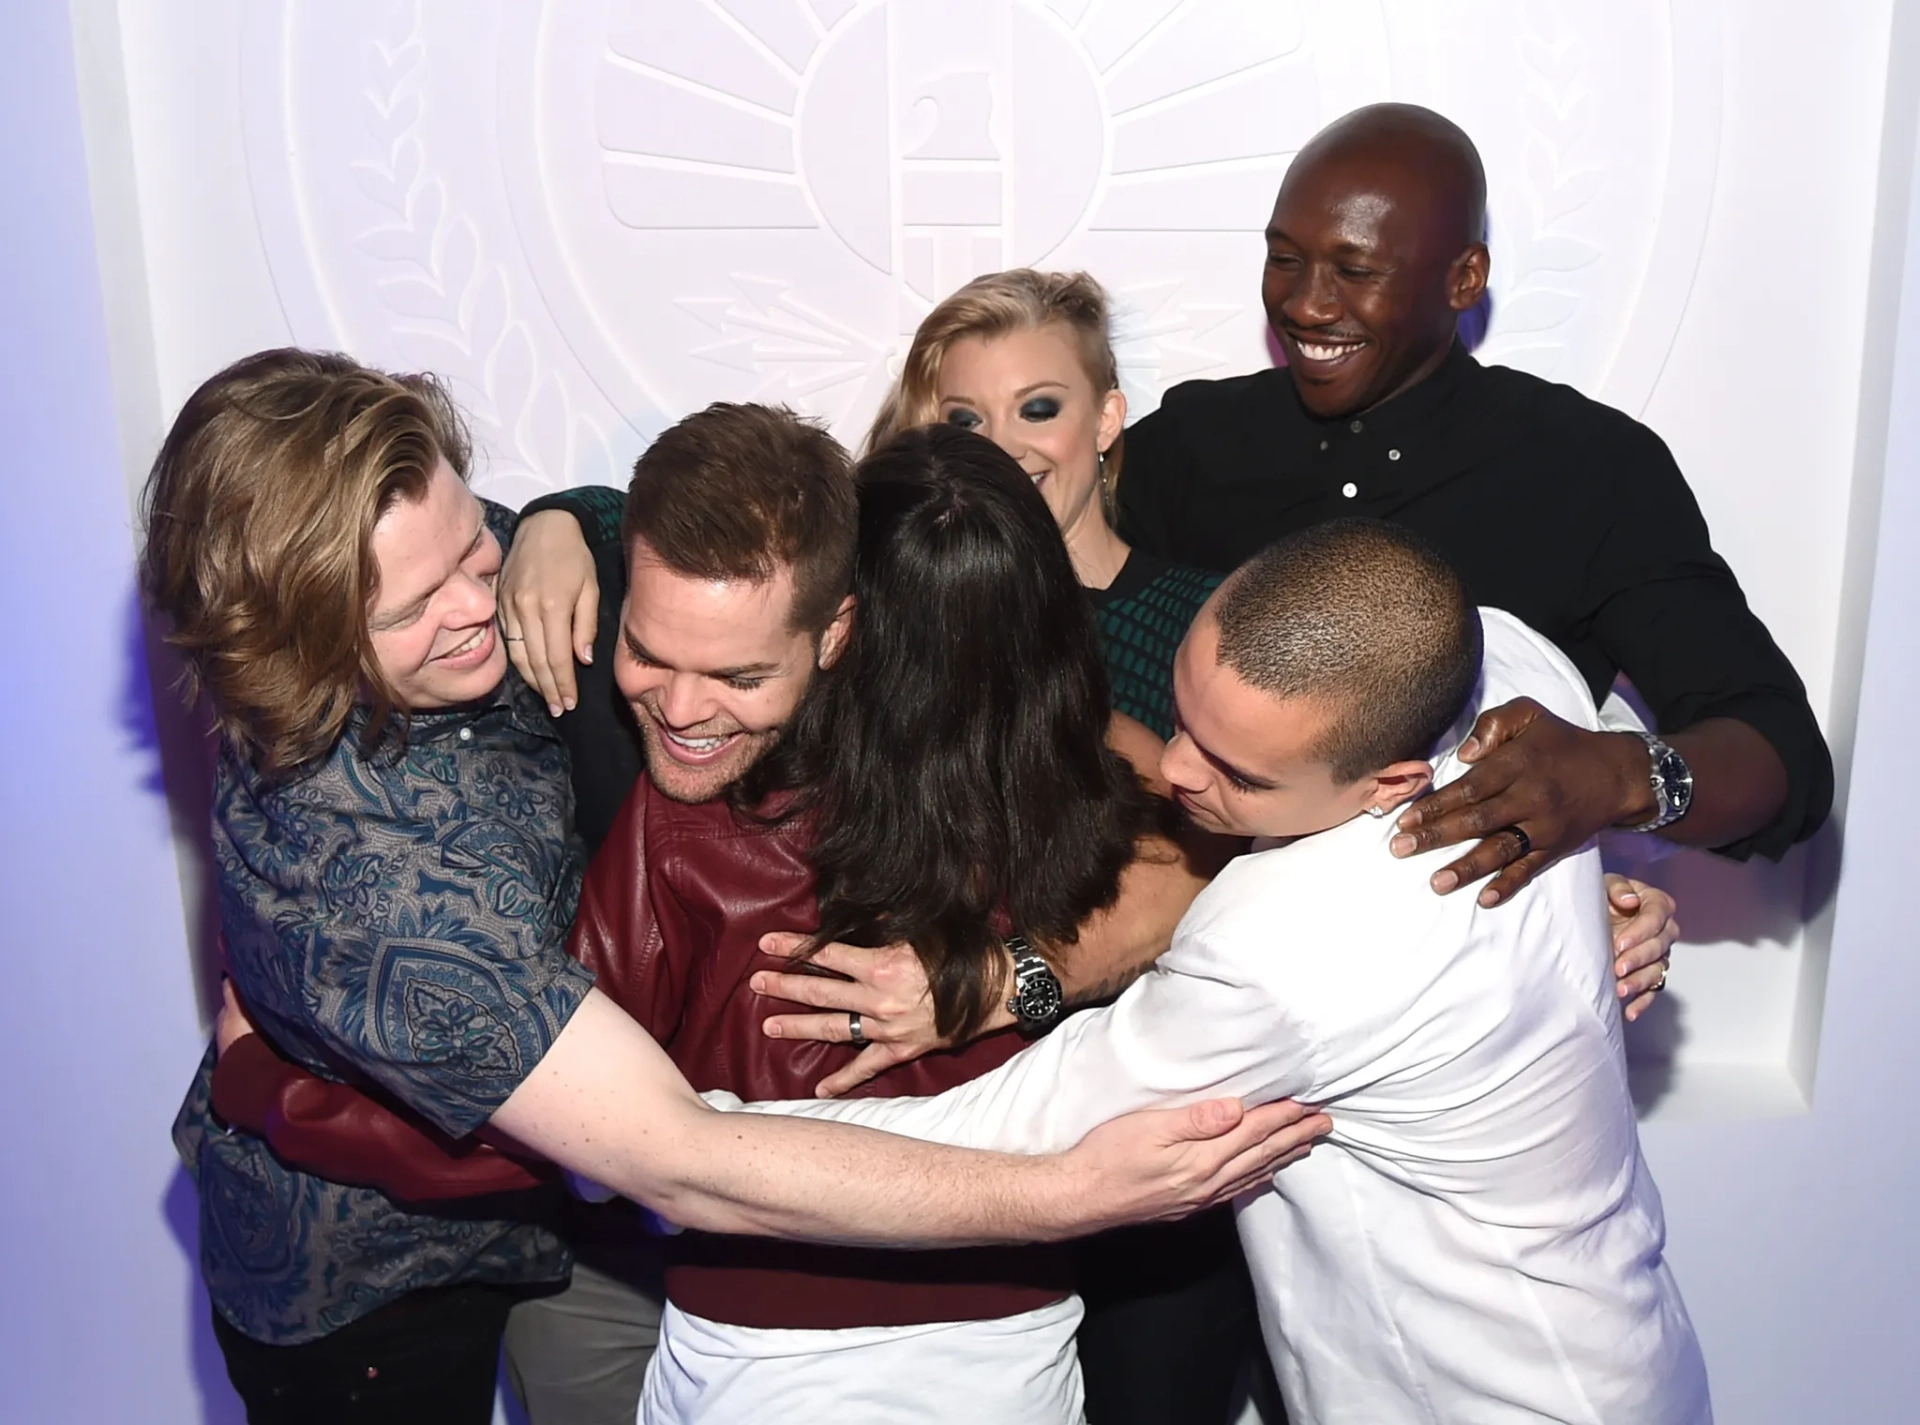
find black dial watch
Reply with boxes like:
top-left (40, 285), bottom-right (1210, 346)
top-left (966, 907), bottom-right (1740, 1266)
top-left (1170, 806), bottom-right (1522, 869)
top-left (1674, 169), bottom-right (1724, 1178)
top-left (1004, 934), bottom-right (1063, 1036)
top-left (1627, 732), bottom-right (1694, 832)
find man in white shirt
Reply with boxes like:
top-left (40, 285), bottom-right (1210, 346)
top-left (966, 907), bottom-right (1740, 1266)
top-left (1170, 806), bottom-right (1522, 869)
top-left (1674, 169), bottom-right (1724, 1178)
top-left (724, 518), bottom-right (1712, 1423)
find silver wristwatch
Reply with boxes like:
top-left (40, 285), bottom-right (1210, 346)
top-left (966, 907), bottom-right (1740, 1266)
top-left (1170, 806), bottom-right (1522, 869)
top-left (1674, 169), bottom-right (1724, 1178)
top-left (1627, 732), bottom-right (1694, 832)
top-left (1004, 934), bottom-right (1064, 1036)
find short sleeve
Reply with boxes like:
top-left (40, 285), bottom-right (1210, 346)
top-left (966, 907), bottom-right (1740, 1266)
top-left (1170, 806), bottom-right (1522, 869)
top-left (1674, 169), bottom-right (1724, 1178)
top-left (223, 782), bottom-right (597, 1139)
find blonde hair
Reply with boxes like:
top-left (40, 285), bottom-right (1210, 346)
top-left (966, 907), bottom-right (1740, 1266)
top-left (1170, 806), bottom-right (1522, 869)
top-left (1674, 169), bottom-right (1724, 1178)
top-left (865, 269), bottom-right (1123, 514)
top-left (139, 348), bottom-right (472, 775)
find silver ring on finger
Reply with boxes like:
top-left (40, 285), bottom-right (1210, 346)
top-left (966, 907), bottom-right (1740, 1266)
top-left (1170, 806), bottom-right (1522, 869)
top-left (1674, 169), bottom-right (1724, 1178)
top-left (847, 1012), bottom-right (867, 1048)
top-left (1651, 959), bottom-right (1670, 994)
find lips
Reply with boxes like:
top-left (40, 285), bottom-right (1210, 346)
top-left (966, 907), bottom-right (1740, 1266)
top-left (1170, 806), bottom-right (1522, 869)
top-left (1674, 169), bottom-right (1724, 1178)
top-left (655, 723), bottom-right (744, 766)
top-left (1288, 334), bottom-right (1368, 368)
top-left (434, 622), bottom-right (496, 668)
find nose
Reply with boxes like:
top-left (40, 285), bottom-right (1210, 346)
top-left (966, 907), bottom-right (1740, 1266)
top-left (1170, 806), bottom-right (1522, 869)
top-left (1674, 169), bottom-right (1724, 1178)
top-left (1280, 261), bottom-right (1340, 329)
top-left (449, 566), bottom-right (497, 628)
top-left (1160, 730), bottom-right (1206, 797)
top-left (656, 671), bottom-right (719, 730)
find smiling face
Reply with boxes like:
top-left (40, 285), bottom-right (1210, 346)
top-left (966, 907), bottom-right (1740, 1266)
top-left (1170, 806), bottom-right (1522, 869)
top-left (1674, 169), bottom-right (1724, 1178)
top-left (1261, 147), bottom-right (1488, 419)
top-left (613, 540), bottom-right (851, 803)
top-left (367, 458), bottom-right (508, 710)
top-left (934, 324), bottom-right (1126, 551)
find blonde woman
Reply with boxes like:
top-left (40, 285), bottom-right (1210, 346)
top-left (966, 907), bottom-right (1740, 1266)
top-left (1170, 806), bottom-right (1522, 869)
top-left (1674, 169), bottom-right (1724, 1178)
top-left (866, 270), bottom-right (1218, 747)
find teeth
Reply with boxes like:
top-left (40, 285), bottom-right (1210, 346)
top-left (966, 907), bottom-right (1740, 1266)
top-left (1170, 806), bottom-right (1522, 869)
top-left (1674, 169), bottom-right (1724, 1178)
top-left (665, 730), bottom-right (728, 751)
top-left (1298, 341), bottom-right (1362, 363)
top-left (442, 626), bottom-right (486, 658)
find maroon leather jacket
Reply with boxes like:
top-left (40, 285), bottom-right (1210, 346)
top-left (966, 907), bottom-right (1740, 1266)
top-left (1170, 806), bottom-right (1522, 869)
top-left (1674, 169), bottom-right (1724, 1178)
top-left (212, 774), bottom-right (1070, 1331)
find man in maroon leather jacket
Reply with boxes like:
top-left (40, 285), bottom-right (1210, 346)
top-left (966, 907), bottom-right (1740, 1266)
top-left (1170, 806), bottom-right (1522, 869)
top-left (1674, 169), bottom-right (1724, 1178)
top-left (212, 406), bottom-right (1241, 1415)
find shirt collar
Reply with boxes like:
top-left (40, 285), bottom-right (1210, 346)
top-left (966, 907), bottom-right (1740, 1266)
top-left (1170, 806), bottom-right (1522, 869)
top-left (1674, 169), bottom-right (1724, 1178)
top-left (1285, 338), bottom-right (1479, 440)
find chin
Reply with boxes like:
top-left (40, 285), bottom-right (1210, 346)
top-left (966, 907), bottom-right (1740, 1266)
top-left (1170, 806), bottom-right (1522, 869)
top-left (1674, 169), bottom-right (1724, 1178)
top-left (416, 650), bottom-right (509, 709)
top-left (641, 726), bottom-right (769, 805)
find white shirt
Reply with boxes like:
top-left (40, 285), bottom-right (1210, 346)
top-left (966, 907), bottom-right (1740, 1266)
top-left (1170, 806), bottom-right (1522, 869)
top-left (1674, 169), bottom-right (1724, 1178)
top-left (728, 609), bottom-right (1712, 1424)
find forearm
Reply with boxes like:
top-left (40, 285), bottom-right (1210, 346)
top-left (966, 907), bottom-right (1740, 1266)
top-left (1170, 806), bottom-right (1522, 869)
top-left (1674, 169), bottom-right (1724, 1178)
top-left (736, 952), bottom-right (1292, 1163)
top-left (488, 989), bottom-right (1083, 1246)
top-left (1610, 718), bottom-right (1790, 850)
top-left (730, 1008), bottom-right (1142, 1153)
top-left (1050, 825), bottom-right (1237, 1013)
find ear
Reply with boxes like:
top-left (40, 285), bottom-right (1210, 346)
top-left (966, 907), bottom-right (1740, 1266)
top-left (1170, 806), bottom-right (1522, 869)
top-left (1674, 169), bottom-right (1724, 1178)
top-left (1364, 758), bottom-right (1435, 815)
top-left (1446, 243), bottom-right (1490, 313)
top-left (1096, 384), bottom-right (1128, 458)
top-left (816, 594), bottom-right (856, 670)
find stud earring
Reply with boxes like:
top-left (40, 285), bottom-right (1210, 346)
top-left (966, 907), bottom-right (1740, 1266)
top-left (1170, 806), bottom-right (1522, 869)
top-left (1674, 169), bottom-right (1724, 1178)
top-left (1366, 804), bottom-right (1389, 819)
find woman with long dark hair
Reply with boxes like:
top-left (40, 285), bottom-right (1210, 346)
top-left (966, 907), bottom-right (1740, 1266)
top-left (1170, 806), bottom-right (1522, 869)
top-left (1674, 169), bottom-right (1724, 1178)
top-left (626, 423), bottom-right (1169, 1423)
top-left (745, 422), bottom-right (1164, 1045)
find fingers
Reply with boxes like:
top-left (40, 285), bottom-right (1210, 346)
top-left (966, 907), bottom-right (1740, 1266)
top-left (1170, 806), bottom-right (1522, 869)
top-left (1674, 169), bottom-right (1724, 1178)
top-left (1420, 818), bottom-right (1538, 896)
top-left (1620, 957), bottom-right (1670, 1022)
top-left (762, 1009), bottom-right (881, 1043)
top-left (1472, 850), bottom-right (1551, 908)
top-left (1602, 871), bottom-right (1640, 912)
top-left (1390, 761), bottom-right (1529, 858)
top-left (753, 971), bottom-right (893, 1020)
top-left (1612, 881), bottom-right (1678, 957)
top-left (572, 575), bottom-right (601, 668)
top-left (813, 1043), bottom-right (919, 1100)
top-left (1217, 1108), bottom-right (1333, 1194)
top-left (534, 589), bottom-right (581, 714)
top-left (1455, 696), bottom-right (1544, 762)
top-left (1180, 1096), bottom-right (1246, 1139)
top-left (511, 601), bottom-right (568, 717)
top-left (759, 930), bottom-right (812, 960)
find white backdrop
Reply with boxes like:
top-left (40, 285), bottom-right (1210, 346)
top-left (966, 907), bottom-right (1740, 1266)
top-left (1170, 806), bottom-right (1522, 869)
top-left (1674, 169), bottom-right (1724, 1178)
top-left (3, 0), bottom-right (1912, 1420)
top-left (99, 0), bottom-right (1879, 1114)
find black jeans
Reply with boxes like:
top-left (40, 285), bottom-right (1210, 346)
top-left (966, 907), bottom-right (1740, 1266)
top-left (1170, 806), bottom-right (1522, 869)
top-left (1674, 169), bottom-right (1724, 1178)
top-left (211, 1282), bottom-right (522, 1425)
top-left (1075, 1205), bottom-right (1283, 1425)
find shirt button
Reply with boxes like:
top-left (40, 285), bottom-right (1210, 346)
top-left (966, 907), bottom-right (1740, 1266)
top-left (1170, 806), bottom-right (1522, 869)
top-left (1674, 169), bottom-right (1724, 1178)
top-left (1341, 482), bottom-right (1358, 498)
top-left (1388, 448), bottom-right (1402, 461)
top-left (1319, 440), bottom-right (1329, 451)
top-left (1349, 419), bottom-right (1364, 433)
top-left (458, 727), bottom-right (473, 742)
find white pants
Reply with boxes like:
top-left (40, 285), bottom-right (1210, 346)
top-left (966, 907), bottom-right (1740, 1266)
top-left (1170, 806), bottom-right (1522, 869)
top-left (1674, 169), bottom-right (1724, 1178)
top-left (639, 1295), bottom-right (1087, 1424)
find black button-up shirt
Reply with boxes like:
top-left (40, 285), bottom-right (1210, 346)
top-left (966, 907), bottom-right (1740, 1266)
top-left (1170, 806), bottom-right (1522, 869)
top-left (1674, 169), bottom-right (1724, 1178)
top-left (1116, 342), bottom-right (1832, 861)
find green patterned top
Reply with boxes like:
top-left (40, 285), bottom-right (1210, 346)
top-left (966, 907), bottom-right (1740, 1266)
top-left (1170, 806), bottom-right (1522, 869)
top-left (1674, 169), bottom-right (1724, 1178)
top-left (1089, 551), bottom-right (1223, 742)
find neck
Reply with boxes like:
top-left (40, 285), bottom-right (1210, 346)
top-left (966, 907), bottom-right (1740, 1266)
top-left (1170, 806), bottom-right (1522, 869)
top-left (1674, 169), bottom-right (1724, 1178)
top-left (1062, 515), bottom-right (1132, 591)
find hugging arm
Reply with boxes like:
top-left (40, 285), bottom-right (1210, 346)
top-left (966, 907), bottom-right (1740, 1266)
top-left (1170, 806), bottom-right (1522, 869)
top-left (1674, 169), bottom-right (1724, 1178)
top-left (729, 934), bottom-right (1330, 1173)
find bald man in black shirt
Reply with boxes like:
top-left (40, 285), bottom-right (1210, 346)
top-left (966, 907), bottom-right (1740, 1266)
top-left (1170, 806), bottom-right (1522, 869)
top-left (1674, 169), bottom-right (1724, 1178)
top-left (1119, 102), bottom-right (1831, 906)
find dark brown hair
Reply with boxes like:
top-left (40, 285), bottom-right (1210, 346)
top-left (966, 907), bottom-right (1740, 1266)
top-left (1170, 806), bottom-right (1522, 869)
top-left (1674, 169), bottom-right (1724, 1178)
top-left (621, 402), bottom-right (857, 635)
top-left (747, 425), bottom-right (1165, 1041)
top-left (138, 348), bottom-right (471, 774)
top-left (1212, 518), bottom-right (1483, 784)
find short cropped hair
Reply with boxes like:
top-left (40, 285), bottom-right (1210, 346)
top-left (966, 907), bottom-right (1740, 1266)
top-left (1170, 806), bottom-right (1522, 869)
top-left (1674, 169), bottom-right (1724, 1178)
top-left (621, 403), bottom-right (857, 636)
top-left (139, 347), bottom-right (471, 775)
top-left (1211, 519), bottom-right (1483, 784)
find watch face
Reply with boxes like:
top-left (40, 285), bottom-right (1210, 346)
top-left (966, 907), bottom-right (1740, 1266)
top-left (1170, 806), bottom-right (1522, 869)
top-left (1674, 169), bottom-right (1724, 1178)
top-left (1017, 974), bottom-right (1064, 1024)
top-left (1658, 749), bottom-right (1693, 811)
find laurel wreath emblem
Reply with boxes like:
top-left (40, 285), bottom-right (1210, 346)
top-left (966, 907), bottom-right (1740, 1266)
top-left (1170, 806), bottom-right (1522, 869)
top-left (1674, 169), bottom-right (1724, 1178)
top-left (354, 0), bottom-right (612, 492)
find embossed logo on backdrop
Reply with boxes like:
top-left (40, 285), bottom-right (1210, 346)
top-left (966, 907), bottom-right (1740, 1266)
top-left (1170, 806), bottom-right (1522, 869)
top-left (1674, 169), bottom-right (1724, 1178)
top-left (496, 0), bottom-right (1325, 440)
top-left (241, 0), bottom-right (1719, 491)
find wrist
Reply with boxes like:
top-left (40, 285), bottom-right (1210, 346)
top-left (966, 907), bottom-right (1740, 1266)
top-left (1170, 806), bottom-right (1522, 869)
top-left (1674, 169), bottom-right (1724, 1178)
top-left (1606, 731), bottom-right (1660, 828)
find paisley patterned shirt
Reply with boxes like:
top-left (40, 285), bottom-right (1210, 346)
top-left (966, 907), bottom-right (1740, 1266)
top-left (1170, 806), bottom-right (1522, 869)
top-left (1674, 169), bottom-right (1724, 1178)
top-left (173, 550), bottom-right (594, 1342)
